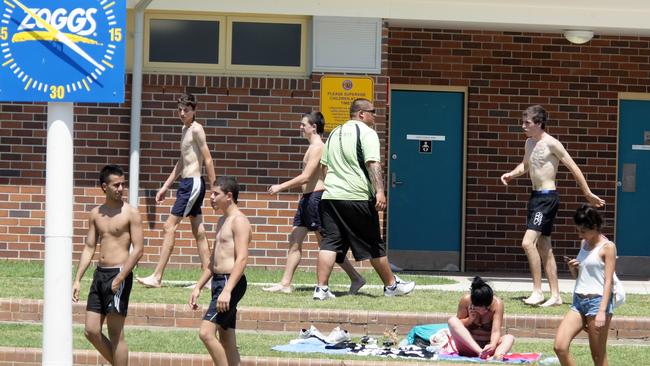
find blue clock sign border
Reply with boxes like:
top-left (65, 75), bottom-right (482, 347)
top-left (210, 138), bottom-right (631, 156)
top-left (0, 0), bottom-right (125, 102)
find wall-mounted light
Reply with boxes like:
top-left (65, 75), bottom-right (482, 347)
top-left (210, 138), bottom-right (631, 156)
top-left (563, 30), bottom-right (594, 44)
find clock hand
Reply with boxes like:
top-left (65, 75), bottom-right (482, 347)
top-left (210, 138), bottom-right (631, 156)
top-left (11, 0), bottom-right (106, 71)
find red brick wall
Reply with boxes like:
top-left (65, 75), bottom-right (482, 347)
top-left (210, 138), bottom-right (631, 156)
top-left (0, 73), bottom-right (387, 269)
top-left (387, 28), bottom-right (650, 270)
top-left (0, 24), bottom-right (390, 271)
top-left (2, 26), bottom-right (645, 273)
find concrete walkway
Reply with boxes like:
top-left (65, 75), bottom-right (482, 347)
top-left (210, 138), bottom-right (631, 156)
top-left (413, 273), bottom-right (650, 295)
top-left (251, 273), bottom-right (650, 295)
top-left (169, 272), bottom-right (650, 294)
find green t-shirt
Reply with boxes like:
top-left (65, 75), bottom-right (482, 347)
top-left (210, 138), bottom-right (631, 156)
top-left (321, 120), bottom-right (381, 200)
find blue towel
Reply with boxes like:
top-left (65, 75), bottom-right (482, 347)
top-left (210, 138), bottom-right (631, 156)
top-left (438, 353), bottom-right (541, 364)
top-left (272, 338), bottom-right (349, 355)
top-left (406, 323), bottom-right (448, 345)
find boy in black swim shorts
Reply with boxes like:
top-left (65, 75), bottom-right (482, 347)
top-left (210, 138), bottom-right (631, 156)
top-left (72, 165), bottom-right (144, 366)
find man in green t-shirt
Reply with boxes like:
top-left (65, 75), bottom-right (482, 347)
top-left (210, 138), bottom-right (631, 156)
top-left (313, 98), bottom-right (415, 300)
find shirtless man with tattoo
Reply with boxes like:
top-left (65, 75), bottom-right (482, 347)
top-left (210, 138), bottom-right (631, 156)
top-left (501, 105), bottom-right (605, 307)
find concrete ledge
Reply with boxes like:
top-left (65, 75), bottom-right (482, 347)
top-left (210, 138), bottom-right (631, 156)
top-left (0, 346), bottom-right (464, 366)
top-left (2, 298), bottom-right (649, 340)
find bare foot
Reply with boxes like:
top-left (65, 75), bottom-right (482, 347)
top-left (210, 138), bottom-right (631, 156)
top-left (523, 292), bottom-right (544, 305)
top-left (136, 275), bottom-right (162, 288)
top-left (539, 296), bottom-right (563, 308)
top-left (262, 283), bottom-right (292, 293)
top-left (349, 277), bottom-right (367, 295)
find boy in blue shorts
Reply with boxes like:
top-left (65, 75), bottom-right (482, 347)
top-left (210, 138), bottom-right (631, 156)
top-left (190, 177), bottom-right (250, 365)
top-left (138, 93), bottom-right (217, 288)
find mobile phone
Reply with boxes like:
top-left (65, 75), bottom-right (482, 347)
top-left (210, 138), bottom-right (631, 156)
top-left (563, 256), bottom-right (571, 261)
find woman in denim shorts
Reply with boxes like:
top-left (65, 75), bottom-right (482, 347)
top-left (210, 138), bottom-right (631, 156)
top-left (554, 205), bottom-right (617, 366)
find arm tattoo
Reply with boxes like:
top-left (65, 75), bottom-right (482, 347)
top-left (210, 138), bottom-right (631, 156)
top-left (368, 163), bottom-right (384, 192)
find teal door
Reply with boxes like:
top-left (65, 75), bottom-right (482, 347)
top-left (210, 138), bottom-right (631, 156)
top-left (387, 89), bottom-right (465, 271)
top-left (617, 100), bottom-right (650, 260)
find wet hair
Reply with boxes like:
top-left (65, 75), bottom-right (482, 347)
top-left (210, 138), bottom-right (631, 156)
top-left (99, 165), bottom-right (124, 186)
top-left (349, 98), bottom-right (372, 118)
top-left (216, 176), bottom-right (240, 203)
top-left (177, 93), bottom-right (197, 110)
top-left (573, 204), bottom-right (603, 231)
top-left (470, 276), bottom-right (494, 307)
top-left (523, 105), bottom-right (547, 130)
top-left (303, 111), bottom-right (325, 135)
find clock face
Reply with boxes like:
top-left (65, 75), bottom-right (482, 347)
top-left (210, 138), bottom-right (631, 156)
top-left (0, 0), bottom-right (125, 102)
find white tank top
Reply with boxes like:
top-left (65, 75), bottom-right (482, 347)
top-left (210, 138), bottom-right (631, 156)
top-left (573, 238), bottom-right (609, 296)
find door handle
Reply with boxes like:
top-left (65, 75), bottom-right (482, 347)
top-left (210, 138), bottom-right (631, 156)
top-left (621, 164), bottom-right (636, 192)
top-left (391, 173), bottom-right (403, 188)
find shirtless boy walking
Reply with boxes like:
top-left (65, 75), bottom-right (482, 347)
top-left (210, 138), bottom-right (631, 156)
top-left (501, 105), bottom-right (605, 307)
top-left (263, 112), bottom-right (365, 294)
top-left (72, 165), bottom-right (144, 365)
top-left (138, 93), bottom-right (217, 288)
top-left (190, 176), bottom-right (250, 366)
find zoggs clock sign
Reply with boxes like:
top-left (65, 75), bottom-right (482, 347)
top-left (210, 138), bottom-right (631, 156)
top-left (0, 0), bottom-right (125, 102)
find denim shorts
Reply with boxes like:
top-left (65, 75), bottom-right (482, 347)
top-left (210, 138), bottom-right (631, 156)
top-left (570, 293), bottom-right (613, 316)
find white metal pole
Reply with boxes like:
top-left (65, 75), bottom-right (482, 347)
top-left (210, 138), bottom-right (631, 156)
top-left (42, 102), bottom-right (74, 365)
top-left (128, 0), bottom-right (152, 208)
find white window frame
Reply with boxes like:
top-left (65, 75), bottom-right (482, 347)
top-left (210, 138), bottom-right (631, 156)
top-left (144, 12), bottom-right (226, 74)
top-left (143, 12), bottom-right (308, 77)
top-left (225, 15), bottom-right (308, 76)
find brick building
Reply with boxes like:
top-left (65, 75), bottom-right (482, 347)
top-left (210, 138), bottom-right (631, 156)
top-left (1, 1), bottom-right (649, 275)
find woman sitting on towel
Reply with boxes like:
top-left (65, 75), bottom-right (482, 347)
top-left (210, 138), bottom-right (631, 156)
top-left (554, 205), bottom-right (617, 366)
top-left (447, 276), bottom-right (515, 360)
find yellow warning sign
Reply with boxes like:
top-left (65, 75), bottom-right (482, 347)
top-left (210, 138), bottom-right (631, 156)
top-left (320, 76), bottom-right (374, 133)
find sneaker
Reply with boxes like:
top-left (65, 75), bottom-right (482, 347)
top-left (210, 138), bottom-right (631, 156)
top-left (299, 325), bottom-right (327, 342)
top-left (313, 286), bottom-right (336, 300)
top-left (326, 326), bottom-right (351, 343)
top-left (384, 275), bottom-right (415, 297)
top-left (262, 283), bottom-right (292, 294)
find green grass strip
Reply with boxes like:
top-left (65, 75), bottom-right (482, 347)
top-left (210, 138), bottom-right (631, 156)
top-left (2, 260), bottom-right (649, 316)
top-left (1, 323), bottom-right (649, 364)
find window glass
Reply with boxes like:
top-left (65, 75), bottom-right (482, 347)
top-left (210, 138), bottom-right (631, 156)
top-left (149, 19), bottom-right (220, 63)
top-left (231, 22), bottom-right (301, 67)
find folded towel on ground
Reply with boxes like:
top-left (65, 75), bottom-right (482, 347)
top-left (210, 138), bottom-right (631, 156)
top-left (438, 352), bottom-right (542, 364)
top-left (272, 337), bottom-right (349, 354)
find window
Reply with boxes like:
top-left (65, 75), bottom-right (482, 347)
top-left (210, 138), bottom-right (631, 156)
top-left (145, 13), bottom-right (225, 73)
top-left (144, 13), bottom-right (307, 76)
top-left (149, 19), bottom-right (220, 64)
top-left (230, 22), bottom-right (302, 67)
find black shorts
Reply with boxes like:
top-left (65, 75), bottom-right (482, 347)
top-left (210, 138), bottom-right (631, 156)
top-left (319, 198), bottom-right (386, 262)
top-left (203, 274), bottom-right (247, 329)
top-left (293, 191), bottom-right (323, 231)
top-left (171, 177), bottom-right (206, 217)
top-left (86, 267), bottom-right (133, 316)
top-left (526, 190), bottom-right (560, 236)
